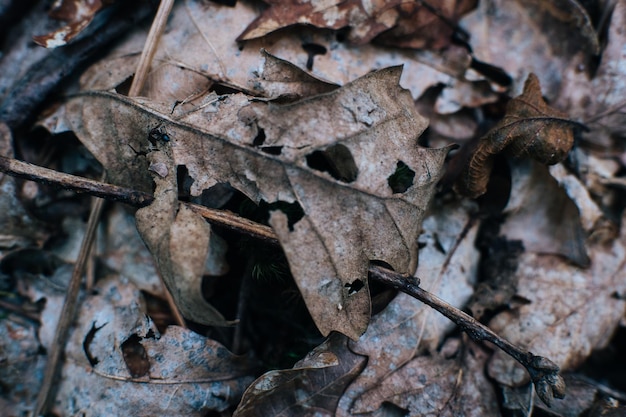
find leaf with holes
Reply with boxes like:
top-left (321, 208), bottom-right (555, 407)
top-left (53, 278), bottom-right (256, 416)
top-left (62, 65), bottom-right (449, 339)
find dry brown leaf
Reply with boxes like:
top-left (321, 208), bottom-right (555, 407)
top-left (74, 0), bottom-right (472, 104)
top-left (50, 277), bottom-right (255, 416)
top-left (239, 0), bottom-right (476, 50)
top-left (557, 0), bottom-right (626, 148)
top-left (135, 140), bottom-right (233, 326)
top-left (456, 73), bottom-right (575, 198)
top-left (33, 0), bottom-right (113, 48)
top-left (487, 207), bottom-right (626, 387)
top-left (234, 333), bottom-right (366, 417)
top-left (348, 339), bottom-right (499, 416)
top-left (460, 0), bottom-right (599, 99)
top-left (63, 65), bottom-right (448, 339)
top-left (501, 160), bottom-right (589, 267)
top-left (337, 197), bottom-right (479, 415)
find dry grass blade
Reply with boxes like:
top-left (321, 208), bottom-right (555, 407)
top-left (32, 191), bottom-right (104, 416)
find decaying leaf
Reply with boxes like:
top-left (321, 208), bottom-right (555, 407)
top-left (501, 160), bottom-right (589, 266)
top-left (557, 0), bottom-right (626, 148)
top-left (348, 339), bottom-right (499, 416)
top-left (456, 73), bottom-right (576, 198)
top-left (33, 0), bottom-right (114, 48)
top-left (239, 0), bottom-right (476, 50)
top-left (74, 0), bottom-right (473, 104)
top-left (487, 211), bottom-right (626, 388)
top-left (234, 333), bottom-right (366, 417)
top-left (460, 0), bottom-right (599, 99)
top-left (135, 139), bottom-right (233, 326)
top-left (337, 197), bottom-right (479, 415)
top-left (52, 277), bottom-right (256, 416)
top-left (100, 205), bottom-right (164, 297)
top-left (65, 65), bottom-right (449, 339)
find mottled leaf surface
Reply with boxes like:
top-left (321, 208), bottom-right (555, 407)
top-left (65, 66), bottom-right (448, 339)
top-left (234, 333), bottom-right (366, 417)
top-left (53, 278), bottom-right (256, 416)
top-left (239, 0), bottom-right (476, 50)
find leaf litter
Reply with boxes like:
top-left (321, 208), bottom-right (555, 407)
top-left (1, 0), bottom-right (626, 416)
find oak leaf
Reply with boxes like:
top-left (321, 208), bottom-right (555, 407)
top-left (63, 65), bottom-right (449, 339)
top-left (337, 197), bottom-right (479, 415)
top-left (135, 142), bottom-right (233, 326)
top-left (71, 0), bottom-right (477, 112)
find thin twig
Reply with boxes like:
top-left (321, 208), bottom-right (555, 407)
top-left (33, 194), bottom-right (105, 416)
top-left (128, 0), bottom-right (175, 97)
top-left (368, 265), bottom-right (566, 407)
top-left (0, 155), bottom-right (153, 206)
top-left (0, 155), bottom-right (565, 407)
top-left (0, 154), bottom-right (278, 243)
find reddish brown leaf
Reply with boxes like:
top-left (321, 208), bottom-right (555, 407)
top-left (33, 0), bottom-right (114, 48)
top-left (238, 0), bottom-right (476, 50)
top-left (456, 73), bottom-right (576, 198)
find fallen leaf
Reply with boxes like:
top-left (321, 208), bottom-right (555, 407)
top-left (73, 0), bottom-right (473, 104)
top-left (100, 205), bottom-right (164, 297)
top-left (501, 160), bottom-right (589, 267)
top-left (239, 0), bottom-right (476, 50)
top-left (33, 0), bottom-right (113, 48)
top-left (337, 197), bottom-right (479, 415)
top-left (487, 213), bottom-right (626, 387)
top-left (234, 332), bottom-right (366, 417)
top-left (245, 49), bottom-right (339, 100)
top-left (65, 65), bottom-right (449, 339)
top-left (460, 0), bottom-right (599, 99)
top-left (53, 277), bottom-right (256, 416)
top-left (456, 73), bottom-right (576, 198)
top-left (557, 0), bottom-right (626, 148)
top-left (349, 339), bottom-right (499, 416)
top-left (135, 140), bottom-right (233, 326)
